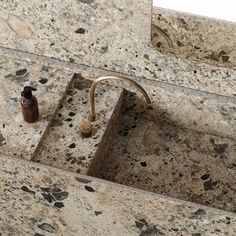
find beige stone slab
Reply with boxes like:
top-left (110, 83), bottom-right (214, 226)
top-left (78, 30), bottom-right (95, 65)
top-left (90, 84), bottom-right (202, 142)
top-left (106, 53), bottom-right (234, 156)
top-left (152, 7), bottom-right (236, 69)
top-left (2, 1), bottom-right (236, 99)
top-left (0, 0), bottom-right (150, 66)
top-left (0, 154), bottom-right (235, 235)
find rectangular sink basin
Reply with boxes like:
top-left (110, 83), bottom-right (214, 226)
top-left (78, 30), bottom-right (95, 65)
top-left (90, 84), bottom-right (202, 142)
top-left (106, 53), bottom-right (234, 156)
top-left (88, 79), bottom-right (236, 213)
top-left (33, 71), bottom-right (236, 213)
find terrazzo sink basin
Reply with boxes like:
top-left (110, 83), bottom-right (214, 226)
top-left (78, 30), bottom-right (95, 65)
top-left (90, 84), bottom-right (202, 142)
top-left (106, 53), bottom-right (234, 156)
top-left (88, 80), bottom-right (236, 213)
top-left (33, 72), bottom-right (236, 213)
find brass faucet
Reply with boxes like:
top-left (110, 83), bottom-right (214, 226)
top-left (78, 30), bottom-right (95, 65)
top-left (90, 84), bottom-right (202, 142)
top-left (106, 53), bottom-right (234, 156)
top-left (88, 76), bottom-right (152, 121)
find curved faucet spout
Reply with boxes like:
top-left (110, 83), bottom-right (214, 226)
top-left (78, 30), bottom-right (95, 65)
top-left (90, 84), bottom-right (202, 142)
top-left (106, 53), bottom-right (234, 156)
top-left (89, 76), bottom-right (152, 121)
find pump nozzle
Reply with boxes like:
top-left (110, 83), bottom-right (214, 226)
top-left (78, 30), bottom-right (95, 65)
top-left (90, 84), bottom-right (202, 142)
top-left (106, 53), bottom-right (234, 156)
top-left (21, 86), bottom-right (37, 100)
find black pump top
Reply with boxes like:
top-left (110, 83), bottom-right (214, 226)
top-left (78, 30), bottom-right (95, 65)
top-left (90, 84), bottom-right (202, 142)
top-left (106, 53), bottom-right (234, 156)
top-left (21, 86), bottom-right (37, 100)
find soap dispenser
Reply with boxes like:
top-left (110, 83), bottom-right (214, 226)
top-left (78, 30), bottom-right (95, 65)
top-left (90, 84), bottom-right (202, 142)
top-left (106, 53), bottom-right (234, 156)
top-left (20, 86), bottom-right (39, 123)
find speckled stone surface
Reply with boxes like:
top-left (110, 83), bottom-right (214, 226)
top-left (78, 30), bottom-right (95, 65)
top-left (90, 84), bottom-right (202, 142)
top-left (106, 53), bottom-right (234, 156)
top-left (0, 0), bottom-right (150, 68)
top-left (30, 69), bottom-right (236, 213)
top-left (88, 79), bottom-right (236, 213)
top-left (2, 1), bottom-right (236, 98)
top-left (97, 115), bottom-right (236, 212)
top-left (0, 56), bottom-right (73, 159)
top-left (152, 7), bottom-right (236, 69)
top-left (33, 72), bottom-right (123, 173)
top-left (0, 154), bottom-right (236, 236)
top-left (0, 2), bottom-right (236, 234)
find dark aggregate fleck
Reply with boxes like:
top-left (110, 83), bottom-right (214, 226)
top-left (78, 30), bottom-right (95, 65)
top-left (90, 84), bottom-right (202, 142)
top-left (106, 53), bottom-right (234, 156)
top-left (194, 46), bottom-right (201, 50)
top-left (177, 41), bottom-right (184, 47)
top-left (201, 173), bottom-right (209, 181)
top-left (75, 28), bottom-right (86, 34)
top-left (68, 143), bottom-right (76, 148)
top-left (140, 162), bottom-right (147, 167)
top-left (69, 58), bottom-right (75, 63)
top-left (95, 211), bottom-right (102, 216)
top-left (68, 112), bottom-right (76, 117)
top-left (156, 42), bottom-right (162, 48)
top-left (39, 78), bottom-right (48, 84)
top-left (21, 186), bottom-right (35, 195)
top-left (84, 185), bottom-right (95, 192)
top-left (16, 68), bottom-right (27, 77)
top-left (54, 202), bottom-right (64, 208)
top-left (38, 223), bottom-right (56, 233)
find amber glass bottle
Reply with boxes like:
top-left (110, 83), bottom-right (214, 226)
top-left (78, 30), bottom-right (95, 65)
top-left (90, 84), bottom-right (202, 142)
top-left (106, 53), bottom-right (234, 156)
top-left (20, 86), bottom-right (39, 123)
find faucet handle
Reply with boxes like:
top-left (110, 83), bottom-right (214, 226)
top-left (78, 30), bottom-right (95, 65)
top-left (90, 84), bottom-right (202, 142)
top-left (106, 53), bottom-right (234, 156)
top-left (79, 120), bottom-right (93, 138)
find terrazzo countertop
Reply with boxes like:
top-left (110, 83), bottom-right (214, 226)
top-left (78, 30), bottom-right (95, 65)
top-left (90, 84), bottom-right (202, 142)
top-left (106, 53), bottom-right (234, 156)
top-left (0, 46), bottom-right (235, 234)
top-left (1, 1), bottom-right (236, 98)
top-left (152, 7), bottom-right (236, 69)
top-left (0, 55), bottom-right (73, 160)
top-left (0, 154), bottom-right (236, 236)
